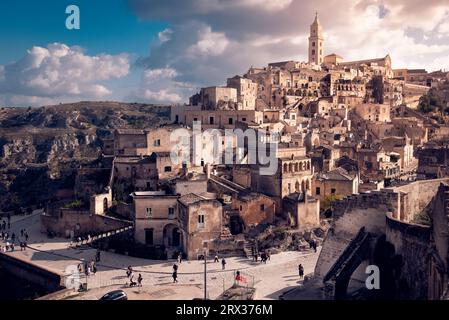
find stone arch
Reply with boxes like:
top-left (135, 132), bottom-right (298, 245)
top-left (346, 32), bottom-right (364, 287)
top-left (283, 163), bottom-right (288, 173)
top-left (295, 181), bottom-right (300, 193)
top-left (295, 163), bottom-right (299, 172)
top-left (306, 179), bottom-right (310, 190)
top-left (301, 180), bottom-right (306, 193)
top-left (163, 223), bottom-right (181, 248)
top-left (307, 162), bottom-right (311, 170)
top-left (289, 163), bottom-right (293, 172)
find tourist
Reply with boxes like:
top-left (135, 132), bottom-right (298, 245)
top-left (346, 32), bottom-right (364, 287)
top-left (126, 265), bottom-right (133, 278)
top-left (298, 264), bottom-right (304, 279)
top-left (214, 255), bottom-right (219, 263)
top-left (137, 274), bottom-right (143, 287)
top-left (235, 271), bottom-right (242, 284)
top-left (267, 250), bottom-right (271, 261)
top-left (173, 263), bottom-right (178, 272)
top-left (95, 249), bottom-right (101, 262)
top-left (221, 258), bottom-right (227, 270)
top-left (172, 271), bottom-right (178, 283)
top-left (177, 253), bottom-right (182, 264)
top-left (24, 232), bottom-right (28, 242)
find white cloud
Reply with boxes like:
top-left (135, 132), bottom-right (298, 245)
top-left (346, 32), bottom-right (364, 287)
top-left (143, 67), bottom-right (178, 82)
top-left (158, 28), bottom-right (173, 43)
top-left (0, 43), bottom-right (130, 106)
top-left (187, 26), bottom-right (230, 56)
top-left (141, 89), bottom-right (183, 103)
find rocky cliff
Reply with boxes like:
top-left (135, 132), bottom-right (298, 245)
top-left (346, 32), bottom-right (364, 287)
top-left (0, 101), bottom-right (170, 211)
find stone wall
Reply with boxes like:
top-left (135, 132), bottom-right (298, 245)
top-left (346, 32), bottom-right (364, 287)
top-left (41, 211), bottom-right (130, 238)
top-left (386, 214), bottom-right (430, 299)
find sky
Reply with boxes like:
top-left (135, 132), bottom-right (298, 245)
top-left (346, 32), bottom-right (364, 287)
top-left (0, 0), bottom-right (448, 107)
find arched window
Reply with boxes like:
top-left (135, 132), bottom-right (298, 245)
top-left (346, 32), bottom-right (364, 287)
top-left (295, 163), bottom-right (299, 172)
top-left (306, 180), bottom-right (310, 190)
top-left (289, 163), bottom-right (293, 172)
top-left (283, 163), bottom-right (288, 173)
top-left (295, 181), bottom-right (300, 193)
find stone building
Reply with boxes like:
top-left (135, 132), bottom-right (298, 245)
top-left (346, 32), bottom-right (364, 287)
top-left (283, 193), bottom-right (320, 229)
top-left (312, 167), bottom-right (359, 203)
top-left (354, 103), bottom-right (391, 123)
top-left (232, 192), bottom-right (276, 229)
top-left (177, 193), bottom-right (223, 259)
top-left (132, 191), bottom-right (180, 248)
top-left (190, 86), bottom-right (238, 110)
top-left (227, 76), bottom-right (258, 110)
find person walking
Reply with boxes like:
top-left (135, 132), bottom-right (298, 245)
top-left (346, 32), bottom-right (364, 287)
top-left (221, 258), bottom-right (227, 270)
top-left (177, 253), bottom-right (183, 264)
top-left (137, 274), bottom-right (143, 287)
top-left (173, 263), bottom-right (178, 273)
top-left (298, 264), bottom-right (304, 279)
top-left (172, 271), bottom-right (178, 283)
top-left (95, 249), bottom-right (101, 262)
top-left (214, 255), bottom-right (219, 263)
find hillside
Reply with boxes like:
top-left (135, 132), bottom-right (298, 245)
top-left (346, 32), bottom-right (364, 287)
top-left (0, 101), bottom-right (171, 212)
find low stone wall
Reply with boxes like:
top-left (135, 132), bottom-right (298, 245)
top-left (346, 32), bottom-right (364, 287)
top-left (0, 253), bottom-right (63, 294)
top-left (41, 211), bottom-right (131, 238)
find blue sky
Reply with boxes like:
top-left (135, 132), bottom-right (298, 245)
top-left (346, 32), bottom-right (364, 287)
top-left (0, 0), bottom-right (165, 63)
top-left (0, 0), bottom-right (448, 107)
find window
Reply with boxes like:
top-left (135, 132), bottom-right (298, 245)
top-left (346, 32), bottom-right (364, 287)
top-left (209, 117), bottom-right (215, 125)
top-left (146, 208), bottom-right (153, 218)
top-left (168, 207), bottom-right (175, 219)
top-left (316, 187), bottom-right (321, 195)
top-left (331, 188), bottom-right (337, 194)
top-left (312, 42), bottom-right (315, 47)
top-left (260, 204), bottom-right (265, 212)
top-left (240, 205), bottom-right (243, 211)
top-left (198, 214), bottom-right (205, 228)
top-left (312, 50), bottom-right (315, 55)
top-left (229, 118), bottom-right (233, 125)
top-left (164, 166), bottom-right (172, 172)
top-left (154, 139), bottom-right (161, 147)
top-left (242, 117), bottom-right (247, 122)
top-left (193, 117), bottom-right (198, 122)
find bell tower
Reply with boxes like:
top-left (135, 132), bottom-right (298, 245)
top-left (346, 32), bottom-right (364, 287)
top-left (308, 12), bottom-right (324, 65)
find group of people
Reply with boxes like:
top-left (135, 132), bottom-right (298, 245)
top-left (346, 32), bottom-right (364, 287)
top-left (1, 228), bottom-right (29, 252)
top-left (252, 251), bottom-right (270, 263)
top-left (78, 259), bottom-right (98, 277)
top-left (126, 266), bottom-right (143, 287)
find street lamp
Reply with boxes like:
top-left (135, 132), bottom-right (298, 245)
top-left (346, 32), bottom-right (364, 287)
top-left (203, 249), bottom-right (207, 300)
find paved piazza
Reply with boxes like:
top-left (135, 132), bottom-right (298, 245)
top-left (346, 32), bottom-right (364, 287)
top-left (1, 212), bottom-right (320, 300)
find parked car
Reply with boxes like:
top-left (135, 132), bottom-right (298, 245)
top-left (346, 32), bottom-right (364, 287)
top-left (99, 290), bottom-right (128, 301)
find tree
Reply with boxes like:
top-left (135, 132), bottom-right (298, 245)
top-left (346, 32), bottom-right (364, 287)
top-left (322, 193), bottom-right (343, 211)
top-left (418, 89), bottom-right (444, 114)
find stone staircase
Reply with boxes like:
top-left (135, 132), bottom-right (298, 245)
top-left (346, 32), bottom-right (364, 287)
top-left (243, 238), bottom-right (257, 259)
